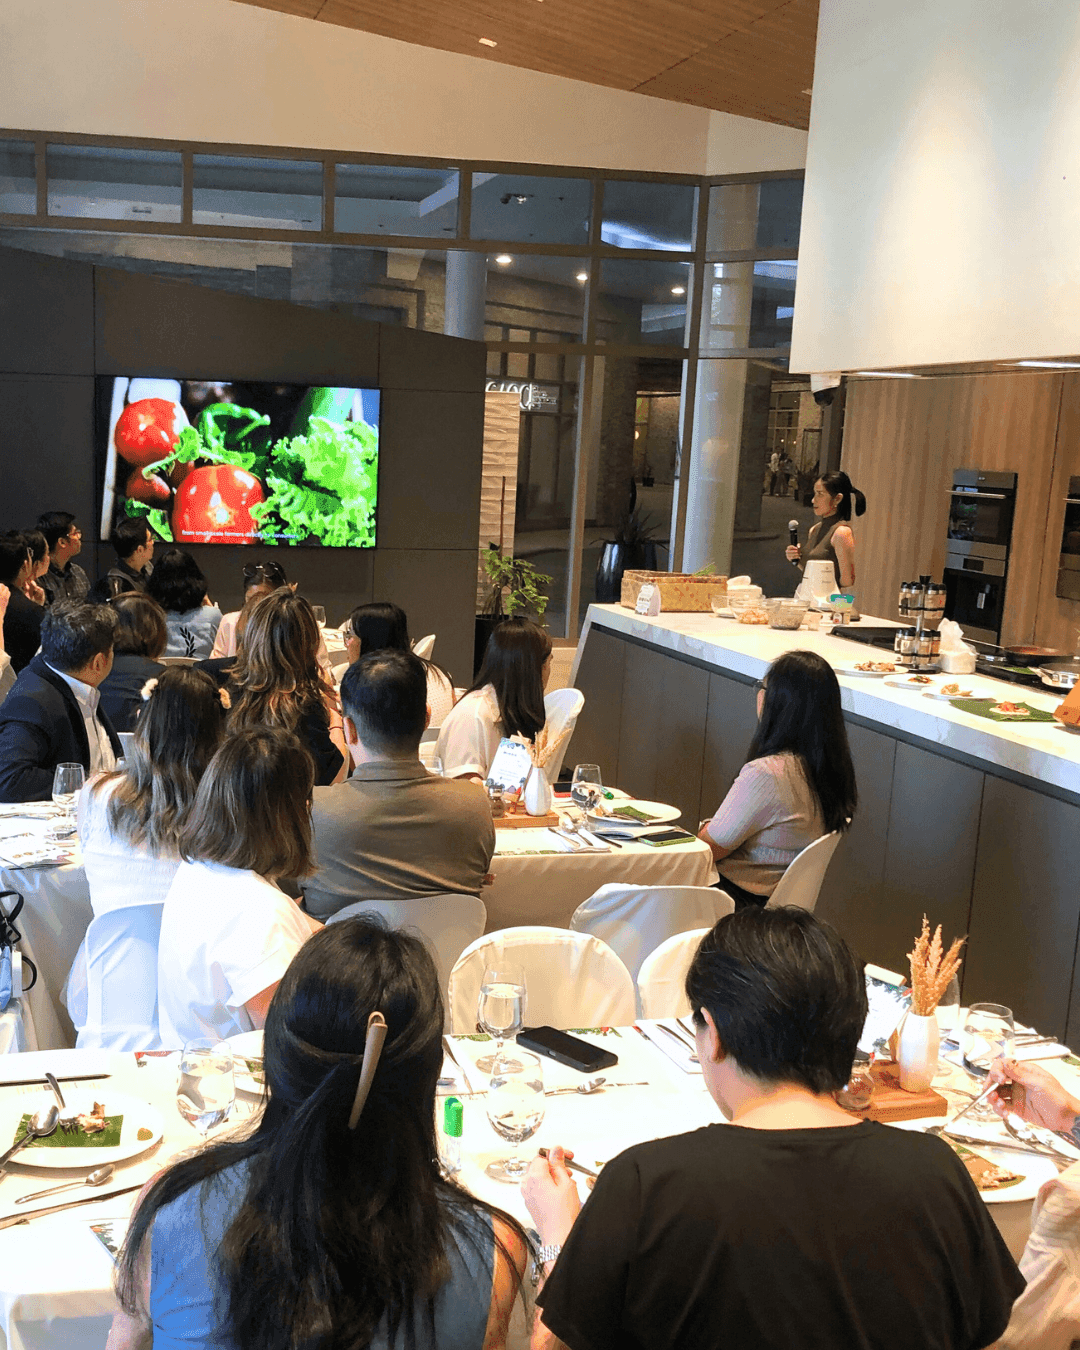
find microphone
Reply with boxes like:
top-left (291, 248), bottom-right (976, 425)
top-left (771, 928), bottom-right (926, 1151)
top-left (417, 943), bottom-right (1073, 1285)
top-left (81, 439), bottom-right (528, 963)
top-left (788, 520), bottom-right (800, 566)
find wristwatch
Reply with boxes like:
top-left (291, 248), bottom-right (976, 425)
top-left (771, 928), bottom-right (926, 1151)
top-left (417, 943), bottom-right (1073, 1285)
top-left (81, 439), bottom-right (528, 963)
top-left (531, 1242), bottom-right (563, 1286)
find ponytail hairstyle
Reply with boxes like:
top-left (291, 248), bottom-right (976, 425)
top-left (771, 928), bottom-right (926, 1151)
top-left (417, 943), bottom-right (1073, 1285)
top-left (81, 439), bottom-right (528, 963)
top-left (817, 470), bottom-right (866, 522)
top-left (116, 918), bottom-right (528, 1350)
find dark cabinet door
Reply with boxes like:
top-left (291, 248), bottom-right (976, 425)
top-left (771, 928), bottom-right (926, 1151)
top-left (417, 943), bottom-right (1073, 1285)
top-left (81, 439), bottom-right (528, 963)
top-left (564, 627), bottom-right (627, 786)
top-left (654, 657), bottom-right (710, 831)
top-left (699, 671), bottom-right (760, 823)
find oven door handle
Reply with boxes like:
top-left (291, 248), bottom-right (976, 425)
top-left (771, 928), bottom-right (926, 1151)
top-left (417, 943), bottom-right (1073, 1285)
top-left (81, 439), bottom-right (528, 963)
top-left (947, 490), bottom-right (1009, 500)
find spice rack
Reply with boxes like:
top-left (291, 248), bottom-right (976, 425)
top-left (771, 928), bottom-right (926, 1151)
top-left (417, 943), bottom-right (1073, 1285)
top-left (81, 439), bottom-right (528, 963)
top-left (895, 574), bottom-right (946, 671)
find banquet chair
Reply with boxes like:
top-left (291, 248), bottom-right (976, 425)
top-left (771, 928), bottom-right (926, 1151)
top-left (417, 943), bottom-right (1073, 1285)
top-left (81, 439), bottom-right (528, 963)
top-left (327, 895), bottom-right (486, 1017)
top-left (570, 884), bottom-right (734, 990)
top-left (158, 656), bottom-right (197, 667)
top-left (765, 831), bottom-right (843, 913)
top-left (541, 688), bottom-right (585, 781)
top-left (636, 928), bottom-right (710, 1020)
top-left (70, 903), bottom-right (163, 1051)
top-left (412, 634), bottom-right (437, 661)
top-left (448, 926), bottom-right (635, 1033)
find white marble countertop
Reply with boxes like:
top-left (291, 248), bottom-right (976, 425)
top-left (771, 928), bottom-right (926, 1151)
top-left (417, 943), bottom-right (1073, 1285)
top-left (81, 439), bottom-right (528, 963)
top-left (575, 604), bottom-right (1080, 798)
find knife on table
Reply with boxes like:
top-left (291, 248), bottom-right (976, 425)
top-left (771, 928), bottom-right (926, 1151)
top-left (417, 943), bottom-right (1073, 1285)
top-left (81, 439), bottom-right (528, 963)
top-left (0, 1183), bottom-right (143, 1228)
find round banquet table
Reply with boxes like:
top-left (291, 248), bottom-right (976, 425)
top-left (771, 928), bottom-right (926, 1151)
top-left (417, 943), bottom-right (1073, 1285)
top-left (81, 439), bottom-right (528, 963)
top-left (0, 1027), bottom-right (1061, 1350)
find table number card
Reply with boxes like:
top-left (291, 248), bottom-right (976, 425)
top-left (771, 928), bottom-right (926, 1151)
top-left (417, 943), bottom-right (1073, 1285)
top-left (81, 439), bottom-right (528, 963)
top-left (635, 583), bottom-right (661, 616)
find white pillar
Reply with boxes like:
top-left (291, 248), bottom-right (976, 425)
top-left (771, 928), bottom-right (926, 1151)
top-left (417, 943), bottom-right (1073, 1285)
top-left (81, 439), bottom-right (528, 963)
top-left (444, 250), bottom-right (487, 341)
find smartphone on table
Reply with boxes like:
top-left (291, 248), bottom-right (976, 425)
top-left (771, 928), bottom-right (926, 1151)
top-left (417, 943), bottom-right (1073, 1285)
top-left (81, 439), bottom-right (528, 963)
top-left (517, 1026), bottom-right (618, 1073)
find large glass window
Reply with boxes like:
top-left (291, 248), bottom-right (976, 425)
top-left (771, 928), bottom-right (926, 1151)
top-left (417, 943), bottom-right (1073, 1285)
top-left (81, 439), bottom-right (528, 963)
top-left (470, 173), bottom-right (591, 245)
top-left (602, 180), bottom-right (697, 251)
top-left (47, 145), bottom-right (182, 223)
top-left (485, 253), bottom-right (587, 344)
top-left (193, 155), bottom-right (322, 230)
top-left (702, 260), bottom-right (796, 351)
top-left (0, 140), bottom-right (35, 215)
top-left (334, 164), bottom-right (458, 238)
top-left (706, 178), bottom-right (802, 253)
top-left (596, 259), bottom-right (691, 346)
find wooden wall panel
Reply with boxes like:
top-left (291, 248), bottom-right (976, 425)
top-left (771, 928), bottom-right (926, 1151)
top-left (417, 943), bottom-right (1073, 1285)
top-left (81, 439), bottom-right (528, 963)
top-left (841, 371), bottom-right (1079, 649)
top-left (1035, 371), bottom-right (1080, 653)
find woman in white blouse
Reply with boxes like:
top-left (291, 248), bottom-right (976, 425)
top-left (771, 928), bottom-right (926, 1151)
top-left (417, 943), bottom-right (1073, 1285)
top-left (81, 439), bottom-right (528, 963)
top-left (158, 726), bottom-right (321, 1046)
top-left (437, 617), bottom-right (551, 780)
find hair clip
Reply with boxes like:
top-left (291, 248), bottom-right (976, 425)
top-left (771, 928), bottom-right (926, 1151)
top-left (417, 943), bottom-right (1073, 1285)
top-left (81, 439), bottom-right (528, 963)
top-left (219, 687), bottom-right (232, 711)
top-left (139, 677), bottom-right (159, 701)
top-left (348, 1012), bottom-right (388, 1130)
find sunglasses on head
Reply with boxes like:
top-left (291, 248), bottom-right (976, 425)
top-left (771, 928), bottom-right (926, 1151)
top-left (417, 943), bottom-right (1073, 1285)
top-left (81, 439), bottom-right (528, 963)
top-left (243, 562), bottom-right (286, 585)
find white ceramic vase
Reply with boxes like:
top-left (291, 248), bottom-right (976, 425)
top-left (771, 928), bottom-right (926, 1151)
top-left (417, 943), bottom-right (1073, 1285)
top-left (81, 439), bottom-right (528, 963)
top-left (523, 764), bottom-right (552, 816)
top-left (898, 1011), bottom-right (940, 1093)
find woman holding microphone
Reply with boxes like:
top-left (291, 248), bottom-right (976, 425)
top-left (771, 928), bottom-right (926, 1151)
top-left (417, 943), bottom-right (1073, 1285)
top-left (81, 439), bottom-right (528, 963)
top-left (786, 470), bottom-right (866, 592)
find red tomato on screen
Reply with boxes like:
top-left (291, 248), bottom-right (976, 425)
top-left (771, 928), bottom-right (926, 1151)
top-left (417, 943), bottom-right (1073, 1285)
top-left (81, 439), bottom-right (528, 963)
top-left (114, 399), bottom-right (186, 467)
top-left (172, 465), bottom-right (266, 544)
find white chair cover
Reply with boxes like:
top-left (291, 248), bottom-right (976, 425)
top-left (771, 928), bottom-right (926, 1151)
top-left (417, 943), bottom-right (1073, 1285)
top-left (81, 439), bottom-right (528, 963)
top-left (570, 883), bottom-right (734, 987)
top-left (412, 634), bottom-right (437, 661)
top-left (542, 688), bottom-right (585, 782)
top-left (636, 928), bottom-right (710, 1020)
top-left (765, 831), bottom-right (843, 913)
top-left (327, 895), bottom-right (486, 1014)
top-left (157, 656), bottom-right (197, 667)
top-left (447, 926), bottom-right (635, 1033)
top-left (70, 903), bottom-right (163, 1051)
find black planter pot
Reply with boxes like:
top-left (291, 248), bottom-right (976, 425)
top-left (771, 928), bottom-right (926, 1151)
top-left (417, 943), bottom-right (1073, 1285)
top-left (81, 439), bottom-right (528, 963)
top-left (473, 613), bottom-right (508, 678)
top-left (595, 540), bottom-right (659, 604)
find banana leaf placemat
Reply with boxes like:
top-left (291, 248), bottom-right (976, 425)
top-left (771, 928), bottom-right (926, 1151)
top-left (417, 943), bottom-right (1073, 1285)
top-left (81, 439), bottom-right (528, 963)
top-left (17, 1113), bottom-right (123, 1148)
top-left (949, 697), bottom-right (1058, 723)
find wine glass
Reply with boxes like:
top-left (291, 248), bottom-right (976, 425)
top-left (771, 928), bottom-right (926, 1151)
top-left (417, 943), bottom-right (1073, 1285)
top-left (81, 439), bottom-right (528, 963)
top-left (311, 605), bottom-right (327, 627)
top-left (176, 1040), bottom-right (235, 1134)
top-left (475, 964), bottom-right (527, 1073)
top-left (485, 1050), bottom-right (545, 1182)
top-left (961, 1003), bottom-right (1014, 1119)
top-left (430, 756), bottom-right (444, 777)
top-left (570, 764), bottom-right (603, 817)
top-left (49, 763), bottom-right (85, 840)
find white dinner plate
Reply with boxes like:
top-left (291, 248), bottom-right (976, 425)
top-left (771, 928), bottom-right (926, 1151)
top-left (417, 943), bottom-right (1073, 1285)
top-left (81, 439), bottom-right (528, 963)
top-left (882, 674), bottom-right (939, 691)
top-left (588, 799), bottom-right (681, 830)
top-left (221, 1030), bottom-right (266, 1095)
top-left (923, 686), bottom-right (979, 703)
top-left (0, 1090), bottom-right (164, 1169)
top-left (833, 663), bottom-right (901, 678)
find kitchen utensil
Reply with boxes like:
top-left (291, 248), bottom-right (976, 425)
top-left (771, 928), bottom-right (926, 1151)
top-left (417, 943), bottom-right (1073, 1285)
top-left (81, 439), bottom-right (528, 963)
top-left (545, 1078), bottom-right (651, 1096)
top-left (1002, 645), bottom-right (1069, 665)
top-left (946, 1079), bottom-right (999, 1127)
top-left (1039, 662), bottom-right (1080, 690)
top-left (655, 1022), bottom-right (699, 1062)
top-left (0, 1183), bottom-right (143, 1229)
top-left (0, 1074), bottom-right (109, 1090)
top-left (1002, 1114), bottom-right (1079, 1163)
top-left (45, 1073), bottom-right (78, 1135)
top-left (15, 1163), bottom-right (116, 1205)
top-left (0, 1104), bottom-right (58, 1172)
top-left (539, 1147), bottom-right (599, 1179)
top-left (925, 1125), bottom-right (1066, 1161)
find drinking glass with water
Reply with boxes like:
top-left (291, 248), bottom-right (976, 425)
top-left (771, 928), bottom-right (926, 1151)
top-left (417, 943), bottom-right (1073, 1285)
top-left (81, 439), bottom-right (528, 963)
top-left (485, 1051), bottom-right (545, 1182)
top-left (49, 762), bottom-right (85, 840)
top-left (476, 964), bottom-right (527, 1073)
top-left (177, 1040), bottom-right (235, 1134)
top-left (571, 764), bottom-right (603, 815)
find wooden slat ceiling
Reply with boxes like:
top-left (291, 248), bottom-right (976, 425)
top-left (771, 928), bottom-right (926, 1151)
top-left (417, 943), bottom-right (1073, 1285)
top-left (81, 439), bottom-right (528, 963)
top-left (234, 0), bottom-right (818, 129)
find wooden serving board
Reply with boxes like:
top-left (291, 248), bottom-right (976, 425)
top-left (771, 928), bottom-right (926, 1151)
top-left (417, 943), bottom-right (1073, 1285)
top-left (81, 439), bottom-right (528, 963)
top-left (855, 1060), bottom-right (948, 1122)
top-left (493, 810), bottom-right (561, 830)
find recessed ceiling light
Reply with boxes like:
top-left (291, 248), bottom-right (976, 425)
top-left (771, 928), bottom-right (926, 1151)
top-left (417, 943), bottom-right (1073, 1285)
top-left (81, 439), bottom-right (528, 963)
top-left (576, 271), bottom-right (588, 282)
top-left (1015, 359), bottom-right (1080, 368)
top-left (852, 370), bottom-right (920, 379)
top-left (479, 36), bottom-right (497, 46)
top-left (495, 254), bottom-right (513, 265)
top-left (671, 286), bottom-right (686, 296)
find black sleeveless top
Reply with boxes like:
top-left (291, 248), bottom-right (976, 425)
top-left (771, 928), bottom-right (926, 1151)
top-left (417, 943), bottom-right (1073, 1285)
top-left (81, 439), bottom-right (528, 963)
top-left (805, 514), bottom-right (846, 589)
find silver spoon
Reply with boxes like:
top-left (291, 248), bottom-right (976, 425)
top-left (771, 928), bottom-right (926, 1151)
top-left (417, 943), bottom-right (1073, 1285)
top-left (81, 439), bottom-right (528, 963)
top-left (45, 1073), bottom-right (78, 1134)
top-left (15, 1163), bottom-right (116, 1205)
top-left (1002, 1114), bottom-right (1078, 1163)
top-left (0, 1104), bottom-right (59, 1173)
top-left (547, 1076), bottom-right (607, 1096)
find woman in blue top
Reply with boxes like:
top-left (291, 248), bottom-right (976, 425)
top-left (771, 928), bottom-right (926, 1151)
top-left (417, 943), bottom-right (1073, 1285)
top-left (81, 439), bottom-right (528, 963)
top-left (107, 919), bottom-right (529, 1350)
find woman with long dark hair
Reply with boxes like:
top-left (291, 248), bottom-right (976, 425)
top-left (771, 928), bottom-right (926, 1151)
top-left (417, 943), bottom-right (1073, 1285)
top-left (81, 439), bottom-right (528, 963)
top-left (210, 558), bottom-right (289, 659)
top-left (97, 592), bottom-right (169, 732)
top-left (698, 650), bottom-right (856, 907)
top-left (345, 600), bottom-right (456, 728)
top-left (436, 616), bottom-right (551, 780)
top-left (147, 548), bottom-right (223, 658)
top-left (108, 917), bottom-right (528, 1350)
top-left (229, 590), bottom-right (347, 785)
top-left (785, 469), bottom-right (866, 591)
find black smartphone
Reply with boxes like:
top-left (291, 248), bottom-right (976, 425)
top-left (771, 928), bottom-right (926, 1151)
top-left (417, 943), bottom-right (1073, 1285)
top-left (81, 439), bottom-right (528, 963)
top-left (639, 827), bottom-right (695, 846)
top-left (517, 1026), bottom-right (619, 1073)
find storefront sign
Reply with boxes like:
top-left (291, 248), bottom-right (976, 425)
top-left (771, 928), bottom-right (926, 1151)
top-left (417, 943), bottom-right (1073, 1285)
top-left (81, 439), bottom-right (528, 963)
top-left (485, 379), bottom-right (560, 414)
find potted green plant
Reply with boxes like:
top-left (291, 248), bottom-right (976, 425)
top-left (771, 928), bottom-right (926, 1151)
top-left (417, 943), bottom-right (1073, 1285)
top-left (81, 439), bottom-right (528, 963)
top-left (474, 545), bottom-right (552, 674)
top-left (595, 487), bottom-right (661, 603)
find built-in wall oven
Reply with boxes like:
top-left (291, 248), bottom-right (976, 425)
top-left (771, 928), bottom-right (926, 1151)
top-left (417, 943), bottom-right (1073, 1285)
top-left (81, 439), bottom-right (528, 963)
top-left (943, 468), bottom-right (1017, 645)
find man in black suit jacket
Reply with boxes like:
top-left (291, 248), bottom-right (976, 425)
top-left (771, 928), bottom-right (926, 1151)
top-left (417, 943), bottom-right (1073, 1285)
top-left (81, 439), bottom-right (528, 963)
top-left (0, 602), bottom-right (122, 803)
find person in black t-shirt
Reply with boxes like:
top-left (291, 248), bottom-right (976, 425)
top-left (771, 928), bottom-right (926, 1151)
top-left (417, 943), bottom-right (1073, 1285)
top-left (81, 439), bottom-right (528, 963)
top-left (524, 907), bottom-right (1024, 1350)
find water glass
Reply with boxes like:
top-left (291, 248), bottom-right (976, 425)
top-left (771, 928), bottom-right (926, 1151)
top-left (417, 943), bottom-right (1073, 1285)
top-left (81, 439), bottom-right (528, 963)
top-left (570, 764), bottom-right (603, 816)
top-left (476, 964), bottom-right (527, 1073)
top-left (311, 605), bottom-right (327, 627)
top-left (177, 1040), bottom-right (235, 1134)
top-left (429, 757), bottom-right (444, 776)
top-left (961, 1002), bottom-right (1014, 1119)
top-left (49, 762), bottom-right (85, 840)
top-left (485, 1051), bottom-right (545, 1182)
top-left (933, 974), bottom-right (961, 1083)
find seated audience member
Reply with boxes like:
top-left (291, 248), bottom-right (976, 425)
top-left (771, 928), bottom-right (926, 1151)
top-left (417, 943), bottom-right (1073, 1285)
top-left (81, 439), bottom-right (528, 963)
top-left (0, 601), bottom-right (121, 803)
top-left (109, 918), bottom-right (527, 1350)
top-left (0, 586), bottom-right (14, 708)
top-left (97, 593), bottom-right (168, 732)
top-left (210, 559), bottom-right (288, 658)
top-left (0, 532), bottom-right (44, 673)
top-left (157, 727), bottom-right (321, 1046)
top-left (37, 511), bottom-right (89, 605)
top-left (21, 530), bottom-right (49, 606)
top-left (228, 590), bottom-right (346, 786)
top-left (437, 616), bottom-right (551, 780)
top-left (147, 548), bottom-right (222, 658)
top-left (93, 517), bottom-right (155, 600)
top-left (697, 650), bottom-right (856, 908)
top-left (80, 667), bottom-right (227, 914)
top-left (987, 1058), bottom-right (1080, 1348)
top-left (525, 907), bottom-right (1023, 1350)
top-left (303, 652), bottom-right (494, 919)
top-left (345, 601), bottom-right (456, 728)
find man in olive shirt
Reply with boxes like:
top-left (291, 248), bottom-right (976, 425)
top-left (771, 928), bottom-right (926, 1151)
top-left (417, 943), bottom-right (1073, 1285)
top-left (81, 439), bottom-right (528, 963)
top-left (302, 650), bottom-right (494, 920)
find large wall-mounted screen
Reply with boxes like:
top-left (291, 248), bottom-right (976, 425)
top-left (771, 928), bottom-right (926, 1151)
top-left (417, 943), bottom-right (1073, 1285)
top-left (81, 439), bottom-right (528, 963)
top-left (99, 378), bottom-right (379, 547)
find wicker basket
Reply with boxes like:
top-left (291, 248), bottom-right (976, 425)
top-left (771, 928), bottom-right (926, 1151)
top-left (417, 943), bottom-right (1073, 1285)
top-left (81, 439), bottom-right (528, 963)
top-left (619, 570), bottom-right (728, 611)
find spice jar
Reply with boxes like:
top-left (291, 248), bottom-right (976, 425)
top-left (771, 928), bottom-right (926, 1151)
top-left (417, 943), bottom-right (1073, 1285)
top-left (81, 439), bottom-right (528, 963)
top-left (894, 628), bottom-right (918, 666)
top-left (485, 782), bottom-right (506, 818)
top-left (898, 582), bottom-right (922, 618)
top-left (917, 629), bottom-right (941, 659)
top-left (924, 582), bottom-right (947, 613)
